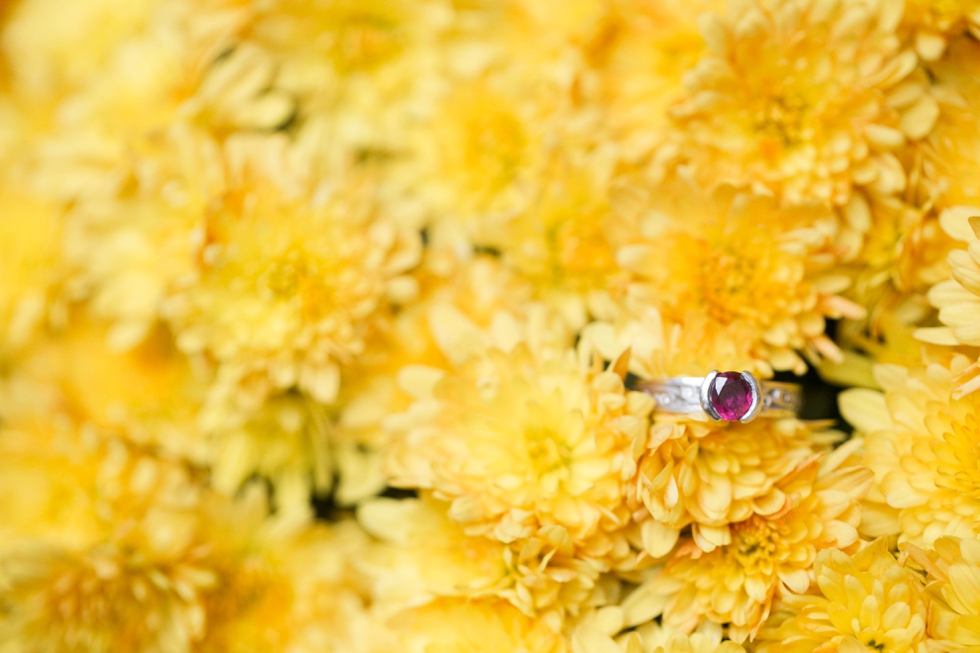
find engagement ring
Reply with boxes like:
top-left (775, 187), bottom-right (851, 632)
top-left (636, 371), bottom-right (802, 423)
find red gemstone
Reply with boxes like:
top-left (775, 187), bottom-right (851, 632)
top-left (707, 372), bottom-right (754, 421)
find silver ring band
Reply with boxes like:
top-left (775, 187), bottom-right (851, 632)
top-left (636, 371), bottom-right (801, 423)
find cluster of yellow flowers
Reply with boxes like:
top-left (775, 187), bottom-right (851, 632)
top-left (4, 0), bottom-right (980, 651)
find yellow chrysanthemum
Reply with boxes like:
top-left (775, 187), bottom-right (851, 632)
top-left (0, 183), bottom-right (62, 352)
top-left (165, 136), bottom-right (421, 404)
top-left (2, 0), bottom-right (155, 97)
top-left (380, 597), bottom-right (567, 653)
top-left (665, 0), bottom-right (928, 207)
top-left (247, 0), bottom-right (448, 156)
top-left (0, 380), bottom-right (205, 651)
top-left (841, 357), bottom-right (980, 544)
top-left (473, 158), bottom-right (627, 329)
top-left (406, 62), bottom-right (607, 250)
top-left (252, 0), bottom-right (413, 77)
top-left (358, 495), bottom-right (603, 618)
top-left (409, 75), bottom-right (544, 229)
top-left (902, 0), bottom-right (980, 60)
top-left (386, 338), bottom-right (652, 571)
top-left (331, 252), bottom-right (542, 505)
top-left (193, 510), bottom-right (373, 653)
top-left (757, 538), bottom-right (930, 653)
top-left (572, 621), bottom-right (746, 653)
top-left (906, 536), bottom-right (980, 650)
top-left (0, 543), bottom-right (214, 653)
top-left (11, 316), bottom-right (207, 463)
top-left (916, 206), bottom-right (980, 359)
top-left (0, 385), bottom-right (369, 653)
top-left (57, 125), bottom-right (225, 349)
top-left (602, 0), bottom-right (720, 160)
top-left (658, 459), bottom-right (871, 642)
top-left (42, 3), bottom-right (289, 146)
top-left (613, 177), bottom-right (864, 374)
top-left (630, 418), bottom-right (835, 556)
top-left (919, 37), bottom-right (980, 209)
top-left (201, 390), bottom-right (331, 517)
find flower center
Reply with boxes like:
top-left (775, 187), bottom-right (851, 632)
top-left (936, 411), bottom-right (980, 499)
top-left (731, 516), bottom-right (777, 570)
top-left (707, 372), bottom-right (754, 421)
top-left (523, 422), bottom-right (571, 480)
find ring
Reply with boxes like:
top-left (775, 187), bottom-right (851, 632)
top-left (635, 371), bottom-right (802, 423)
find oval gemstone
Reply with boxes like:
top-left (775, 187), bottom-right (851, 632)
top-left (707, 372), bottom-right (754, 421)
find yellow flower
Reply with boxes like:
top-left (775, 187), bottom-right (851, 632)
top-left (358, 495), bottom-right (603, 617)
top-left (920, 36), bottom-right (980, 209)
top-left (572, 621), bottom-right (746, 653)
top-left (248, 0), bottom-right (447, 157)
top-left (201, 390), bottom-right (331, 519)
top-left (166, 135), bottom-right (421, 404)
top-left (386, 340), bottom-right (652, 565)
top-left (906, 536), bottom-right (980, 650)
top-left (612, 177), bottom-right (864, 374)
top-left (0, 383), bottom-right (207, 652)
top-left (630, 418), bottom-right (834, 556)
top-left (0, 543), bottom-right (215, 653)
top-left (840, 358), bottom-right (980, 544)
top-left (0, 390), bottom-right (370, 653)
top-left (902, 0), bottom-right (980, 61)
top-left (59, 126), bottom-right (226, 349)
top-left (252, 0), bottom-right (413, 76)
top-left (410, 76), bottom-right (543, 229)
top-left (757, 538), bottom-right (930, 653)
top-left (603, 0), bottom-right (721, 160)
top-left (333, 254), bottom-right (542, 505)
top-left (13, 316), bottom-right (207, 463)
top-left (2, 0), bottom-right (156, 97)
top-left (0, 184), bottom-right (62, 352)
top-left (916, 206), bottom-right (980, 359)
top-left (665, 0), bottom-right (926, 207)
top-left (473, 158), bottom-right (627, 329)
top-left (659, 459), bottom-right (871, 642)
top-left (194, 505), bottom-right (373, 653)
top-left (381, 597), bottom-right (567, 653)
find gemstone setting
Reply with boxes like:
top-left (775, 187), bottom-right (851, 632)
top-left (699, 371), bottom-right (761, 422)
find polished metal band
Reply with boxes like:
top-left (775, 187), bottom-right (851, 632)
top-left (636, 372), bottom-right (802, 422)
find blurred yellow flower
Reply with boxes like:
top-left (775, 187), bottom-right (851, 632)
top-left (757, 537), bottom-right (930, 653)
top-left (572, 621), bottom-right (746, 653)
top-left (166, 136), bottom-right (421, 405)
top-left (659, 459), bottom-right (871, 642)
top-left (60, 126), bottom-right (225, 349)
top-left (474, 158), bottom-right (626, 328)
top-left (2, 0), bottom-right (156, 97)
top-left (841, 358), bottom-right (980, 544)
top-left (358, 495), bottom-right (603, 617)
top-left (666, 0), bottom-right (926, 207)
top-left (919, 36), bottom-right (980, 208)
top-left (0, 184), bottom-right (62, 352)
top-left (613, 177), bottom-right (864, 374)
top-left (603, 0), bottom-right (720, 162)
top-left (410, 76), bottom-right (544, 230)
top-left (381, 596), bottom-right (567, 653)
top-left (902, 0), bottom-right (980, 60)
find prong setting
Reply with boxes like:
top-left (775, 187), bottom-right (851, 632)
top-left (739, 371), bottom-right (762, 423)
top-left (699, 370), bottom-right (722, 420)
